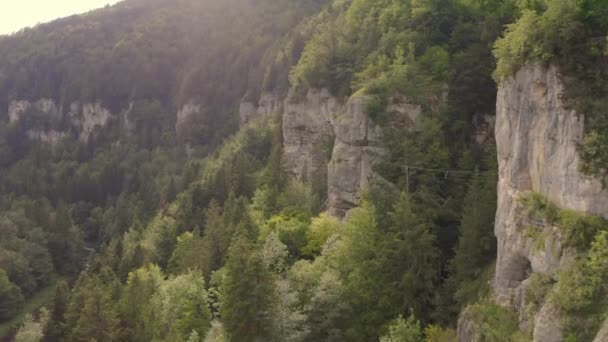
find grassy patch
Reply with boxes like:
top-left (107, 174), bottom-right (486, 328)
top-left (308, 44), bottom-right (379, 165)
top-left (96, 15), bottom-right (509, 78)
top-left (0, 279), bottom-right (58, 339)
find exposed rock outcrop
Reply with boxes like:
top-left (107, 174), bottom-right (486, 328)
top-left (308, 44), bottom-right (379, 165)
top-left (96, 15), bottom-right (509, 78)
top-left (239, 92), bottom-right (281, 124)
top-left (8, 98), bottom-right (58, 123)
top-left (175, 103), bottom-right (201, 138)
top-left (282, 89), bottom-right (420, 218)
top-left (282, 89), bottom-right (336, 183)
top-left (7, 98), bottom-right (115, 143)
top-left (327, 96), bottom-right (385, 217)
top-left (70, 102), bottom-right (112, 142)
top-left (492, 64), bottom-right (608, 341)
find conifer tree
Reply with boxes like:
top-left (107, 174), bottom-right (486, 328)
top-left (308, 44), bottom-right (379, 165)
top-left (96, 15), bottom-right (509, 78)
top-left (43, 281), bottom-right (70, 342)
top-left (448, 172), bottom-right (497, 308)
top-left (221, 232), bottom-right (275, 342)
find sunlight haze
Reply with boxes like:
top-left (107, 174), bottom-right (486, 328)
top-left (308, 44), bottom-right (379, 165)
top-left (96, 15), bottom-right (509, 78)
top-left (0, 0), bottom-right (122, 35)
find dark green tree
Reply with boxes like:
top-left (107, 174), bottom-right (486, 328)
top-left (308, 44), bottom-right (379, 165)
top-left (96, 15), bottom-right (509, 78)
top-left (221, 233), bottom-right (275, 342)
top-left (43, 280), bottom-right (70, 341)
top-left (0, 268), bottom-right (24, 321)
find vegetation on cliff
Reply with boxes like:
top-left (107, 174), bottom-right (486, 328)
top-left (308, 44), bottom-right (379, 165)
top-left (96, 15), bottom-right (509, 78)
top-left (0, 0), bottom-right (606, 341)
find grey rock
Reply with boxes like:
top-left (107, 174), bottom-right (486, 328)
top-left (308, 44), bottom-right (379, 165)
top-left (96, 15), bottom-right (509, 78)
top-left (593, 318), bottom-right (608, 342)
top-left (282, 89), bottom-right (420, 218)
top-left (494, 64), bottom-right (608, 340)
top-left (282, 88), bottom-right (336, 183)
top-left (533, 301), bottom-right (563, 342)
top-left (239, 92), bottom-right (281, 124)
top-left (8, 98), bottom-right (113, 144)
top-left (327, 95), bottom-right (385, 217)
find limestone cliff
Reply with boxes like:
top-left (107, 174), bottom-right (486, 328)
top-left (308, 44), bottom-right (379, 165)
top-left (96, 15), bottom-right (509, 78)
top-left (8, 99), bottom-right (115, 144)
top-left (281, 89), bottom-right (419, 218)
top-left (327, 96), bottom-right (385, 217)
top-left (282, 89), bottom-right (336, 185)
top-left (491, 64), bottom-right (608, 341)
top-left (239, 92), bottom-right (282, 124)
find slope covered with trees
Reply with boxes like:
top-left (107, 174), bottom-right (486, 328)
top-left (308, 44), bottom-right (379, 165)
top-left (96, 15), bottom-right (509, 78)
top-left (1, 0), bottom-right (606, 341)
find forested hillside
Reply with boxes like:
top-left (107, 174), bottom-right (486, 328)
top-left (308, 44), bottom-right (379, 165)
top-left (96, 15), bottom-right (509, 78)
top-left (0, 0), bottom-right (606, 341)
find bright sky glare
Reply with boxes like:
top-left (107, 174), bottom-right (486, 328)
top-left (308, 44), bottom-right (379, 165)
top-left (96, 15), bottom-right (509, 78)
top-left (0, 0), bottom-right (122, 35)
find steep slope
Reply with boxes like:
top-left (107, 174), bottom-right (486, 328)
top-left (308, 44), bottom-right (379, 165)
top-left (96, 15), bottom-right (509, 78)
top-left (492, 64), bottom-right (608, 341)
top-left (0, 0), bottom-right (327, 148)
top-left (460, 1), bottom-right (608, 340)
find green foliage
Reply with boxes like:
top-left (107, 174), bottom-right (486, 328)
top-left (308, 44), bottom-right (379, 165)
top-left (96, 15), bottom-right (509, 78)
top-left (221, 234), bottom-right (276, 342)
top-left (0, 269), bottom-right (24, 321)
top-left (262, 214), bottom-right (310, 259)
top-left (553, 231), bottom-right (608, 340)
top-left (301, 213), bottom-right (340, 257)
top-left (464, 302), bottom-right (526, 341)
top-left (119, 264), bottom-right (164, 342)
top-left (168, 231), bottom-right (206, 275)
top-left (524, 273), bottom-right (555, 318)
top-left (65, 268), bottom-right (121, 342)
top-left (379, 314), bottom-right (423, 342)
top-left (149, 271), bottom-right (212, 341)
top-left (15, 307), bottom-right (49, 342)
top-left (43, 281), bottom-right (70, 342)
top-left (520, 192), bottom-right (607, 250)
top-left (448, 172), bottom-right (497, 312)
top-left (520, 192), bottom-right (559, 224)
top-left (423, 325), bottom-right (457, 342)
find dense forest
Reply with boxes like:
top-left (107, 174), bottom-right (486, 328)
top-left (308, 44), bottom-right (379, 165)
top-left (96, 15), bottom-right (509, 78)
top-left (0, 0), bottom-right (606, 341)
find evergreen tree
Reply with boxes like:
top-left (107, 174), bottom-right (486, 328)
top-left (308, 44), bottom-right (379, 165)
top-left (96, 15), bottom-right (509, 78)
top-left (43, 281), bottom-right (70, 342)
top-left (221, 233), bottom-right (275, 342)
top-left (120, 264), bottom-right (164, 342)
top-left (383, 193), bottom-right (440, 323)
top-left (448, 172), bottom-right (497, 310)
top-left (201, 201), bottom-right (228, 276)
top-left (65, 268), bottom-right (120, 342)
top-left (47, 204), bottom-right (84, 275)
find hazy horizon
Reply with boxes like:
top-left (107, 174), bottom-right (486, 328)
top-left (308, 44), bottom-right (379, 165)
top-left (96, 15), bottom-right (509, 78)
top-left (0, 0), bottom-right (122, 35)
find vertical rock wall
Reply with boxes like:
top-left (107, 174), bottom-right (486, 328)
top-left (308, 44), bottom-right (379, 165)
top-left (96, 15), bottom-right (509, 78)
top-left (281, 89), bottom-right (420, 218)
top-left (492, 64), bottom-right (608, 341)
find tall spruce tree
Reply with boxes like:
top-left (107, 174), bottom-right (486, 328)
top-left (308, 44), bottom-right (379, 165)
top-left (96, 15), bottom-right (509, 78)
top-left (221, 232), bottom-right (275, 342)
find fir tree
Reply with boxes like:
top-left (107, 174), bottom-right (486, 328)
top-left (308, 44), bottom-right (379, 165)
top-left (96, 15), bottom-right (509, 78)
top-left (221, 233), bottom-right (275, 342)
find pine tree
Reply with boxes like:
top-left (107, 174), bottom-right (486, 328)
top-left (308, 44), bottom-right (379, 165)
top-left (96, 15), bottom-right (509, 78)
top-left (47, 203), bottom-right (84, 276)
top-left (201, 201), bottom-right (227, 276)
top-left (43, 281), bottom-right (70, 342)
top-left (65, 269), bottom-right (120, 342)
top-left (120, 264), bottom-right (164, 342)
top-left (448, 172), bottom-right (497, 308)
top-left (221, 233), bottom-right (275, 342)
top-left (384, 193), bottom-right (440, 323)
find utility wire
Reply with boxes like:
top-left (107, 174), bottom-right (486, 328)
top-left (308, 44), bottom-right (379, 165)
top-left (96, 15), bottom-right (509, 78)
top-left (405, 166), bottom-right (497, 175)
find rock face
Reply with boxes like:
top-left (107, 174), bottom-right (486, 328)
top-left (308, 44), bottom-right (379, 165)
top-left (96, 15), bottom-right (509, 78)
top-left (327, 96), bottom-right (385, 217)
top-left (493, 64), bottom-right (608, 341)
top-left (175, 103), bottom-right (201, 138)
top-left (8, 99), bottom-right (58, 123)
top-left (7, 98), bottom-right (115, 143)
top-left (239, 92), bottom-right (281, 124)
top-left (282, 89), bottom-right (420, 218)
top-left (282, 89), bottom-right (336, 183)
top-left (70, 102), bottom-right (113, 142)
